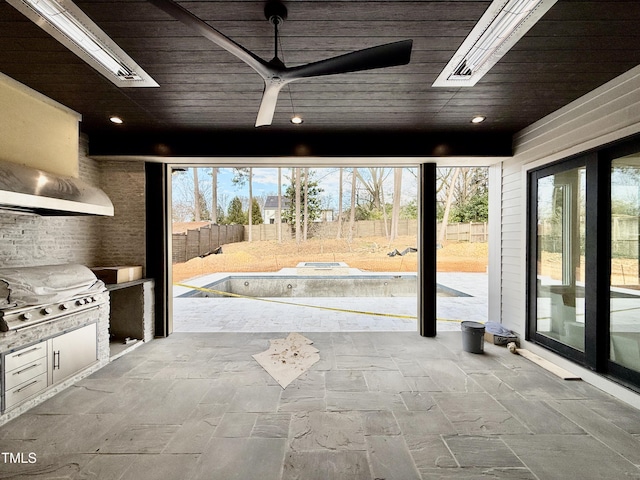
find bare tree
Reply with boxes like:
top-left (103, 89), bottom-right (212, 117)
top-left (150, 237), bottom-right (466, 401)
top-left (232, 167), bottom-right (254, 241)
top-left (218, 191), bottom-right (231, 218)
top-left (348, 167), bottom-right (357, 243)
top-left (277, 167), bottom-right (282, 242)
top-left (390, 167), bottom-right (403, 241)
top-left (248, 167), bottom-right (253, 242)
top-left (193, 168), bottom-right (201, 222)
top-left (336, 168), bottom-right (343, 239)
top-left (356, 167), bottom-right (389, 211)
top-left (435, 168), bottom-right (455, 203)
top-left (303, 167), bottom-right (309, 241)
top-left (172, 202), bottom-right (192, 223)
top-left (171, 169), bottom-right (189, 222)
top-left (210, 167), bottom-right (218, 224)
top-left (295, 167), bottom-right (301, 243)
top-left (436, 167), bottom-right (487, 208)
top-left (380, 175), bottom-right (389, 239)
top-left (437, 167), bottom-right (461, 246)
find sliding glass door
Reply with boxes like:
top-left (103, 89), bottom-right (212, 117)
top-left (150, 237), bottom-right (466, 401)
top-left (534, 166), bottom-right (586, 352)
top-left (610, 155), bottom-right (640, 376)
top-left (528, 135), bottom-right (640, 390)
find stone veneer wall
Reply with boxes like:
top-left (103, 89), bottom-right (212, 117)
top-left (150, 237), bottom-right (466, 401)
top-left (96, 159), bottom-right (146, 269)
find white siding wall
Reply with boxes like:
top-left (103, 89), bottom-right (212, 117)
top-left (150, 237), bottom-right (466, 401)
top-left (499, 163), bottom-right (527, 333)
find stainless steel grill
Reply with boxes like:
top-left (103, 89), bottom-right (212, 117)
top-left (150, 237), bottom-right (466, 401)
top-left (0, 291), bottom-right (107, 332)
top-left (0, 264), bottom-right (108, 332)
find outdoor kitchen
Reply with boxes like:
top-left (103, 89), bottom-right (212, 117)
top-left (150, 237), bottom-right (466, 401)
top-left (0, 264), bottom-right (110, 422)
top-left (0, 73), bottom-right (152, 425)
top-left (0, 157), bottom-right (152, 425)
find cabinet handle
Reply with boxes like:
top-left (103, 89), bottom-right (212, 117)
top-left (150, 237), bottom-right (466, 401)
top-left (15, 379), bottom-right (39, 393)
top-left (53, 351), bottom-right (60, 370)
top-left (14, 363), bottom-right (40, 375)
top-left (14, 346), bottom-right (40, 357)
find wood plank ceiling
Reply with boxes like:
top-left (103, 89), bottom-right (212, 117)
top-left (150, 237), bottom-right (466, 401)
top-left (0, 0), bottom-right (639, 157)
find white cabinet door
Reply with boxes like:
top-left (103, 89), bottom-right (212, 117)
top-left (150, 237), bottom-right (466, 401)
top-left (51, 323), bottom-right (97, 384)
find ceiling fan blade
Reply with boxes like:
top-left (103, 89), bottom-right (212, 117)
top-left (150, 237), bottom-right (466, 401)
top-left (282, 40), bottom-right (413, 80)
top-left (148, 0), bottom-right (271, 78)
top-left (255, 81), bottom-right (286, 127)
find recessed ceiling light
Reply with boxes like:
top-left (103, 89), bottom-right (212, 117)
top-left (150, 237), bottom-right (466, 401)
top-left (471, 116), bottom-right (486, 124)
top-left (290, 115), bottom-right (303, 125)
top-left (109, 116), bottom-right (123, 124)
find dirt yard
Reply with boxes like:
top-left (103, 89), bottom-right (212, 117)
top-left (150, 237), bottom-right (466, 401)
top-left (172, 235), bottom-right (488, 283)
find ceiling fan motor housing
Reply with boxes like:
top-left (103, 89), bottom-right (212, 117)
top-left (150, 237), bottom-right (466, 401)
top-left (265, 0), bottom-right (288, 25)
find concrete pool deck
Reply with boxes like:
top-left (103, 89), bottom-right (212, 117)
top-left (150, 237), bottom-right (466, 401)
top-left (172, 272), bottom-right (488, 333)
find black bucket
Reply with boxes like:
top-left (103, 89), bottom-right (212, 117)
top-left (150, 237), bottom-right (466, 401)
top-left (461, 321), bottom-right (485, 354)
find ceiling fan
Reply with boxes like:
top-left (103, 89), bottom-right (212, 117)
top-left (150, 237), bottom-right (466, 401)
top-left (148, 0), bottom-right (413, 127)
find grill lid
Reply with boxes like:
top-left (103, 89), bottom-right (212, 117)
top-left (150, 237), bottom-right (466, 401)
top-left (0, 264), bottom-right (106, 309)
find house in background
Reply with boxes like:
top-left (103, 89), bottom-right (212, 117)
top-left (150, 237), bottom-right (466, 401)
top-left (263, 196), bottom-right (290, 224)
top-left (263, 195), bottom-right (332, 224)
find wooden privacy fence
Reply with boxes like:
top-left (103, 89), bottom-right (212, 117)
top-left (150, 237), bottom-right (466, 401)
top-left (315, 219), bottom-right (419, 238)
top-left (245, 223), bottom-right (293, 241)
top-left (442, 222), bottom-right (488, 243)
top-left (173, 220), bottom-right (487, 264)
top-left (172, 224), bottom-right (244, 264)
top-left (245, 220), bottom-right (487, 242)
top-left (244, 219), bottom-right (418, 240)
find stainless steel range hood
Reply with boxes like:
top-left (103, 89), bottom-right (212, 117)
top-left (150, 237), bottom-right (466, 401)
top-left (0, 160), bottom-right (114, 216)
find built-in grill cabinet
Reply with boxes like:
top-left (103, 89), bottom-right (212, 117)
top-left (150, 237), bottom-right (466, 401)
top-left (51, 323), bottom-right (97, 384)
top-left (3, 340), bottom-right (48, 411)
top-left (1, 323), bottom-right (98, 412)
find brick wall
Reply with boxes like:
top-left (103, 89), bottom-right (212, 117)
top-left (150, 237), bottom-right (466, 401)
top-left (96, 160), bottom-right (146, 269)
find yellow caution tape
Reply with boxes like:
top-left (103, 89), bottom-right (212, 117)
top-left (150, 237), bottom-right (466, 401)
top-left (174, 282), bottom-right (421, 320)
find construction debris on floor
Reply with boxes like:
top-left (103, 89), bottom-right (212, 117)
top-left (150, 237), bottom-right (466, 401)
top-left (252, 332), bottom-right (320, 388)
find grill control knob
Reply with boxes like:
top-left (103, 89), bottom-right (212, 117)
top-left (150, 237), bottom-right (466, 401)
top-left (42, 307), bottom-right (53, 315)
top-left (84, 298), bottom-right (91, 305)
top-left (60, 303), bottom-right (69, 310)
top-left (21, 312), bottom-right (32, 320)
top-left (75, 300), bottom-right (84, 306)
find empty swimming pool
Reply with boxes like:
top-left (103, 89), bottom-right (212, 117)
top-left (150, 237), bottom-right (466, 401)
top-left (176, 274), bottom-right (470, 298)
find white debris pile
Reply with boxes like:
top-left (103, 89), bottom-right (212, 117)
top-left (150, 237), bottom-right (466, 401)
top-left (252, 332), bottom-right (320, 388)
